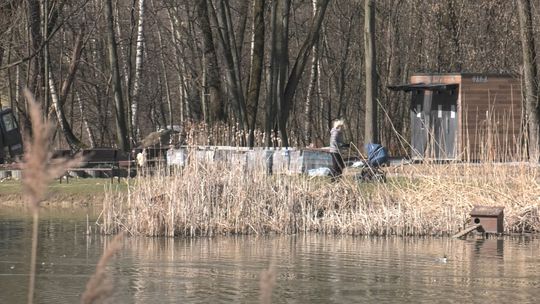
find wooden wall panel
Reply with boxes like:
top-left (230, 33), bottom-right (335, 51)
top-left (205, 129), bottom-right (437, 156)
top-left (460, 75), bottom-right (522, 161)
top-left (409, 74), bottom-right (523, 161)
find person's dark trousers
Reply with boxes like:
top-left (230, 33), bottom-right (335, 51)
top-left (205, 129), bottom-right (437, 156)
top-left (330, 152), bottom-right (345, 177)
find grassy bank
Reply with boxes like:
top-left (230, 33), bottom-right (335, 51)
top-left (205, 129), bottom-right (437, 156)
top-left (100, 160), bottom-right (540, 237)
top-left (0, 178), bottom-right (127, 208)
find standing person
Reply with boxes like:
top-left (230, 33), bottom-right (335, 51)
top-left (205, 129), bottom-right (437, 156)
top-left (329, 119), bottom-right (348, 178)
top-left (136, 148), bottom-right (147, 176)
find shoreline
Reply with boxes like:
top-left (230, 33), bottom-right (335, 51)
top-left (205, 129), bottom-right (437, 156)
top-left (2, 189), bottom-right (538, 238)
top-left (0, 193), bottom-right (105, 208)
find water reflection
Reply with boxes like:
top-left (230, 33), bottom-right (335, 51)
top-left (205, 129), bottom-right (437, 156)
top-left (1, 215), bottom-right (539, 304)
top-left (472, 238), bottom-right (504, 259)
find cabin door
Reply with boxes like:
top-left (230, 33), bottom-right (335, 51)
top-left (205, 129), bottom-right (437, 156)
top-left (410, 90), bottom-right (431, 159)
top-left (430, 89), bottom-right (458, 159)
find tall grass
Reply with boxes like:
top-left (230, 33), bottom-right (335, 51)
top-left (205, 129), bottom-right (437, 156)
top-left (20, 90), bottom-right (122, 304)
top-left (21, 90), bottom-right (83, 304)
top-left (100, 147), bottom-right (540, 237)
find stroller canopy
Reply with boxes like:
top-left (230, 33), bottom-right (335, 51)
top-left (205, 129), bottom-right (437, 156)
top-left (366, 143), bottom-right (389, 167)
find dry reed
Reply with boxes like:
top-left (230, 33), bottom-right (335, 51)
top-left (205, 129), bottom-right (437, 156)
top-left (259, 263), bottom-right (276, 304)
top-left (81, 232), bottom-right (125, 304)
top-left (100, 147), bottom-right (540, 237)
top-left (21, 90), bottom-right (83, 304)
top-left (20, 89), bottom-right (123, 304)
top-left (101, 104), bottom-right (539, 237)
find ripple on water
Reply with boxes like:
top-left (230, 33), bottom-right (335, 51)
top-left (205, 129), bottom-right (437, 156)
top-left (1, 218), bottom-right (540, 303)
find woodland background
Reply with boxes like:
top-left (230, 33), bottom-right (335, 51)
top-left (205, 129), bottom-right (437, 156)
top-left (0, 0), bottom-right (538, 157)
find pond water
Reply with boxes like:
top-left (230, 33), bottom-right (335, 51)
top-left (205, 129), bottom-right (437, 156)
top-left (1, 209), bottom-right (540, 304)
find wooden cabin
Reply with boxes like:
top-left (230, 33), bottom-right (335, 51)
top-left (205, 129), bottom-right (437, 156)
top-left (390, 73), bottom-right (523, 161)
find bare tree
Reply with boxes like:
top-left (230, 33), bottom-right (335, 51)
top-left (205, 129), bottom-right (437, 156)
top-left (210, 0), bottom-right (248, 129)
top-left (26, 0), bottom-right (42, 98)
top-left (47, 32), bottom-right (84, 150)
top-left (104, 0), bottom-right (129, 152)
top-left (303, 0), bottom-right (320, 146)
top-left (0, 0), bottom-right (530, 154)
top-left (130, 0), bottom-right (146, 142)
top-left (280, 0), bottom-right (330, 147)
top-left (247, 0), bottom-right (265, 148)
top-left (364, 0), bottom-right (378, 145)
top-left (517, 0), bottom-right (540, 161)
top-left (197, 0), bottom-right (224, 123)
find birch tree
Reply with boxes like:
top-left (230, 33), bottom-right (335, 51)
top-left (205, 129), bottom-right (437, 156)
top-left (47, 31), bottom-right (84, 150)
top-left (131, 0), bottom-right (146, 142)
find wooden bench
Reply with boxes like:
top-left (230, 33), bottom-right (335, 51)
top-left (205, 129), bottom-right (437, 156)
top-left (58, 149), bottom-right (127, 184)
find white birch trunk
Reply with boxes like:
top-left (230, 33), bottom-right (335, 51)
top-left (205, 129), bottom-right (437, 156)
top-left (131, 0), bottom-right (145, 140)
top-left (47, 70), bottom-right (67, 141)
top-left (76, 92), bottom-right (96, 148)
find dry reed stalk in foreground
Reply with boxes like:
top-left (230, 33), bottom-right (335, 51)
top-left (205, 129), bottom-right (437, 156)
top-left (21, 89), bottom-right (83, 304)
top-left (81, 232), bottom-right (125, 304)
top-left (259, 263), bottom-right (276, 304)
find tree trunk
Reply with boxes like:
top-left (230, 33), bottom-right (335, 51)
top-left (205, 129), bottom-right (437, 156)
top-left (167, 7), bottom-right (187, 124)
top-left (151, 0), bottom-right (173, 129)
top-left (364, 0), bottom-right (378, 146)
top-left (131, 0), bottom-right (146, 142)
top-left (77, 92), bottom-right (96, 148)
top-left (247, 0), bottom-right (265, 148)
top-left (104, 0), bottom-right (130, 152)
top-left (114, 0), bottom-right (136, 142)
top-left (303, 0), bottom-right (320, 146)
top-left (26, 0), bottom-right (42, 98)
top-left (280, 0), bottom-right (330, 148)
top-left (276, 0), bottom-right (290, 148)
top-left (43, 0), bottom-right (50, 113)
top-left (210, 0), bottom-right (248, 130)
top-left (235, 0), bottom-right (250, 56)
top-left (47, 31), bottom-right (84, 150)
top-left (197, 0), bottom-right (224, 123)
top-left (336, 9), bottom-right (356, 120)
top-left (48, 69), bottom-right (83, 150)
top-left (265, 0), bottom-right (279, 147)
top-left (517, 0), bottom-right (540, 161)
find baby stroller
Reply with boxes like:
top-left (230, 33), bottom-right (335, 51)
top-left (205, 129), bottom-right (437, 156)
top-left (355, 143), bottom-right (389, 182)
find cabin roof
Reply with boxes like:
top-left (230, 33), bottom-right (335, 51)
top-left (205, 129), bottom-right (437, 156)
top-left (411, 72), bottom-right (517, 78)
top-left (387, 83), bottom-right (458, 92)
top-left (470, 206), bottom-right (504, 217)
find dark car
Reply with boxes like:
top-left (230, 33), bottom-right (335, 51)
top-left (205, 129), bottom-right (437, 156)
top-left (0, 108), bottom-right (23, 164)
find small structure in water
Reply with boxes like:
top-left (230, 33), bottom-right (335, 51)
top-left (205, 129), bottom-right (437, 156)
top-left (470, 206), bottom-right (504, 234)
top-left (453, 206), bottom-right (504, 238)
